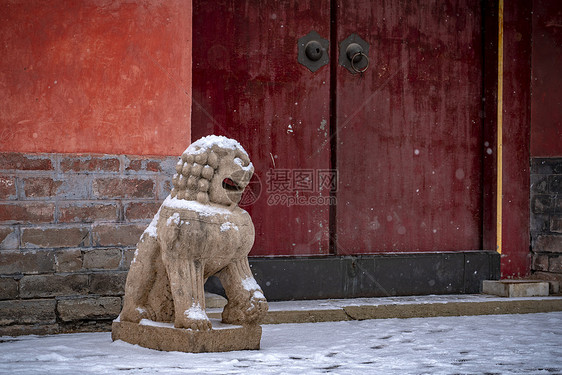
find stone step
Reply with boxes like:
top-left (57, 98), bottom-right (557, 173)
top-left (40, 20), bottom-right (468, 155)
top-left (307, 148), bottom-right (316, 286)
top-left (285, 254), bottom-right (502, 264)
top-left (205, 292), bottom-right (227, 309)
top-left (482, 280), bottom-right (550, 297)
top-left (206, 294), bottom-right (562, 324)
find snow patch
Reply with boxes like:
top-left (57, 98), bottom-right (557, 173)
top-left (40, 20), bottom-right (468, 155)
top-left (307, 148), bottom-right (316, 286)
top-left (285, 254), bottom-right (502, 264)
top-left (131, 248), bottom-right (139, 264)
top-left (1, 306), bottom-right (561, 374)
top-left (163, 195), bottom-right (232, 217)
top-left (166, 212), bottom-right (181, 226)
top-left (184, 304), bottom-right (208, 321)
top-left (252, 290), bottom-right (265, 300)
top-left (220, 222), bottom-right (239, 232)
top-left (143, 207), bottom-right (161, 239)
top-left (241, 277), bottom-right (260, 291)
top-left (234, 157), bottom-right (253, 172)
top-left (139, 319), bottom-right (174, 329)
top-left (185, 135), bottom-right (249, 159)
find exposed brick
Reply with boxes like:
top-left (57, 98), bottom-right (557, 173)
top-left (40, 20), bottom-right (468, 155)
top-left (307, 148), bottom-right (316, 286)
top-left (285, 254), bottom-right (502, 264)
top-left (57, 296), bottom-right (121, 322)
top-left (125, 157), bottom-right (169, 173)
top-left (530, 214), bottom-right (550, 236)
top-left (21, 226), bottom-right (90, 248)
top-left (555, 199), bottom-right (562, 214)
top-left (532, 253), bottom-right (549, 272)
top-left (531, 158), bottom-right (562, 175)
top-left (0, 278), bottom-right (18, 300)
top-left (83, 248), bottom-right (121, 270)
top-left (0, 251), bottom-right (21, 275)
top-left (550, 175), bottom-right (562, 194)
top-left (59, 320), bottom-right (113, 333)
top-left (530, 174), bottom-right (549, 194)
top-left (146, 160), bottom-right (162, 172)
top-left (91, 223), bottom-right (145, 247)
top-left (0, 299), bottom-right (56, 325)
top-left (89, 272), bottom-right (127, 295)
top-left (533, 271), bottom-right (562, 282)
top-left (22, 177), bottom-right (62, 198)
top-left (124, 202), bottom-right (160, 221)
top-left (0, 250), bottom-right (55, 274)
top-left (0, 175), bottom-right (17, 199)
top-left (0, 226), bottom-right (19, 249)
top-left (125, 159), bottom-right (143, 172)
top-left (533, 235), bottom-right (562, 253)
top-left (551, 218), bottom-right (562, 233)
top-left (0, 324), bottom-right (59, 336)
top-left (60, 155), bottom-right (120, 172)
top-left (0, 153), bottom-right (53, 171)
top-left (122, 248), bottom-right (136, 270)
top-left (549, 254), bottom-right (562, 273)
top-left (531, 195), bottom-right (552, 214)
top-left (58, 202), bottom-right (118, 223)
top-left (55, 249), bottom-right (83, 272)
top-left (92, 178), bottom-right (154, 199)
top-left (0, 202), bottom-right (55, 223)
top-left (22, 176), bottom-right (90, 200)
top-left (20, 274), bottom-right (89, 298)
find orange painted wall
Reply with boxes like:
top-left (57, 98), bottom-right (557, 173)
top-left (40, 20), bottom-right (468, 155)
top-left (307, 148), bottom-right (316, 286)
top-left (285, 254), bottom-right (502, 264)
top-left (0, 0), bottom-right (191, 156)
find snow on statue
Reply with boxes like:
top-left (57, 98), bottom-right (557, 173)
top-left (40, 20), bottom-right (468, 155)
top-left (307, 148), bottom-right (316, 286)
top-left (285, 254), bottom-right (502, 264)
top-left (119, 135), bottom-right (268, 331)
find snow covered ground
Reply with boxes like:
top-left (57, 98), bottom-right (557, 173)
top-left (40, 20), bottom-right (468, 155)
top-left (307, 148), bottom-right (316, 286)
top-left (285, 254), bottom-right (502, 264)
top-left (1, 312), bottom-right (561, 374)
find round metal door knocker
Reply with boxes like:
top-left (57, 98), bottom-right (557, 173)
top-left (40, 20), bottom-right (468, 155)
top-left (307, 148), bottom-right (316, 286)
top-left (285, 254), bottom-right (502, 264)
top-left (339, 34), bottom-right (370, 74)
top-left (350, 51), bottom-right (369, 73)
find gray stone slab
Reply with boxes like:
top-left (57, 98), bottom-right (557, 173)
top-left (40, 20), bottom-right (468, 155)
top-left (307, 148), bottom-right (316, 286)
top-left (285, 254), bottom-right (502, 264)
top-left (482, 280), bottom-right (549, 297)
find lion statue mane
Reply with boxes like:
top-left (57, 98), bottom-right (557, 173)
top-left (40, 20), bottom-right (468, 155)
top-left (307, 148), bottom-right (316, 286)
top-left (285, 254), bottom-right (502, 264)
top-left (119, 135), bottom-right (268, 330)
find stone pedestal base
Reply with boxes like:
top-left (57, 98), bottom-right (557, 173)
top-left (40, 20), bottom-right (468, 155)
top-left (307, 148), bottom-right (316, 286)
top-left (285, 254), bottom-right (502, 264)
top-left (112, 319), bottom-right (262, 353)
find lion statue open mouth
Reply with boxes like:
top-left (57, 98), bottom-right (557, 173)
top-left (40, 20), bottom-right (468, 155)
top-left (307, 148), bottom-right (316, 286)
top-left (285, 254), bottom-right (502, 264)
top-left (119, 135), bottom-right (268, 330)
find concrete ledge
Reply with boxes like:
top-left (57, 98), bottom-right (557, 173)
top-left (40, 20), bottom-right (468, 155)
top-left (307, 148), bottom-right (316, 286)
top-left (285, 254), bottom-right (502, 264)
top-left (343, 299), bottom-right (562, 320)
top-left (207, 295), bottom-right (562, 325)
top-left (263, 309), bottom-right (351, 324)
top-left (483, 280), bottom-right (550, 297)
top-left (112, 319), bottom-right (261, 353)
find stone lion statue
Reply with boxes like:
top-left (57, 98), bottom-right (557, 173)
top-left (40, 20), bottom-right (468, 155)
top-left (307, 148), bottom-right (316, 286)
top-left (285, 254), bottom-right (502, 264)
top-left (120, 135), bottom-right (268, 330)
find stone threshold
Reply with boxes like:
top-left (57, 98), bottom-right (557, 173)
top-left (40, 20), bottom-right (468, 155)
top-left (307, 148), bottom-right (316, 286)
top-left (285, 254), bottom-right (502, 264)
top-left (206, 294), bottom-right (562, 324)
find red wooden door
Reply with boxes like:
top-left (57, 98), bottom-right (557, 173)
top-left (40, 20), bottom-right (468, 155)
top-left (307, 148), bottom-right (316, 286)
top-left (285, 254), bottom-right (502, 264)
top-left (192, 1), bottom-right (332, 255)
top-left (334, 1), bottom-right (483, 253)
top-left (193, 1), bottom-right (483, 256)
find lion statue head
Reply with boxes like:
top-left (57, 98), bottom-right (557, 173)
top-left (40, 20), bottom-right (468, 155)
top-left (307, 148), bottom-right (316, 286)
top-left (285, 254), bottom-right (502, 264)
top-left (170, 135), bottom-right (254, 207)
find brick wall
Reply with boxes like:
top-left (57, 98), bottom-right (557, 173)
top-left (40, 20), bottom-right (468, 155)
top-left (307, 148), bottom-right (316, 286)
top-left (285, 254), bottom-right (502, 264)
top-left (530, 157), bottom-right (562, 286)
top-left (0, 152), bottom-right (176, 335)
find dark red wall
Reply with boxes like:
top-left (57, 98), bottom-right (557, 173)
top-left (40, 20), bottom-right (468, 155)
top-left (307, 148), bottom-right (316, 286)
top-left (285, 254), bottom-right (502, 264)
top-left (531, 0), bottom-right (562, 157)
top-left (501, 0), bottom-right (532, 277)
top-left (0, 0), bottom-right (192, 156)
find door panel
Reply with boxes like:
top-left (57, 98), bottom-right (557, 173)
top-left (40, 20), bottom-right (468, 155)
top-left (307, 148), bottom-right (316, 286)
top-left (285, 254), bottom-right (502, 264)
top-left (192, 1), bottom-right (332, 255)
top-left (193, 0), bottom-right (484, 256)
top-left (335, 1), bottom-right (483, 252)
